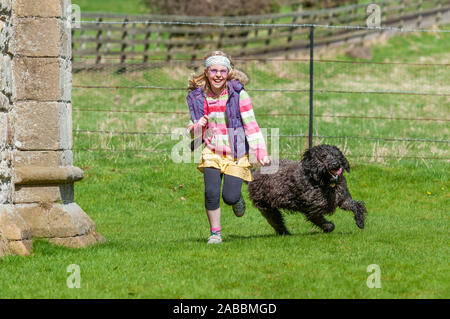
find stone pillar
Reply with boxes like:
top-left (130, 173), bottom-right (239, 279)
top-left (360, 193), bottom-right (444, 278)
top-left (0, 0), bottom-right (104, 258)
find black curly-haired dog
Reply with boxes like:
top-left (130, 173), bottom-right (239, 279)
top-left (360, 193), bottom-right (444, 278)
top-left (248, 144), bottom-right (366, 235)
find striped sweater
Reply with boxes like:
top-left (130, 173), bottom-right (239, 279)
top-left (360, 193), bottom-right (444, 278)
top-left (186, 89), bottom-right (268, 161)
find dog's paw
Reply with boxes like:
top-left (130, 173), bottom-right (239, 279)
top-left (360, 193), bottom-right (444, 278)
top-left (276, 229), bottom-right (291, 236)
top-left (354, 212), bottom-right (365, 229)
top-left (354, 202), bottom-right (366, 229)
top-left (355, 217), bottom-right (364, 229)
top-left (322, 222), bottom-right (335, 233)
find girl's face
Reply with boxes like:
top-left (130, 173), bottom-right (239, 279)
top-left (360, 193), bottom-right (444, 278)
top-left (205, 64), bottom-right (229, 94)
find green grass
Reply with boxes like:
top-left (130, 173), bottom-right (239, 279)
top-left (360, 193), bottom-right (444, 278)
top-left (0, 160), bottom-right (448, 298)
top-left (1, 29), bottom-right (449, 298)
top-left (75, 0), bottom-right (148, 14)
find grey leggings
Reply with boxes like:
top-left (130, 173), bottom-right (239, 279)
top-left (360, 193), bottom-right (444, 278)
top-left (203, 167), bottom-right (243, 210)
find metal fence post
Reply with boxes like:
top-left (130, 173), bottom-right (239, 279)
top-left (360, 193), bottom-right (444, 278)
top-left (308, 26), bottom-right (315, 149)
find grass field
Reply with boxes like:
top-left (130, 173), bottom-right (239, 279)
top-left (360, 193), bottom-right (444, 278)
top-left (75, 0), bottom-right (149, 14)
top-left (0, 29), bottom-right (448, 298)
top-left (1, 161), bottom-right (447, 298)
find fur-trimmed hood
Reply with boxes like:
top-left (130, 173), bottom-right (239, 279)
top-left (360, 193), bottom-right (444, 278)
top-left (232, 69), bottom-right (250, 86)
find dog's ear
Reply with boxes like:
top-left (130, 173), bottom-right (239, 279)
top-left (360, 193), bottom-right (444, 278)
top-left (343, 157), bottom-right (350, 172)
top-left (302, 148), bottom-right (322, 183)
top-left (333, 146), bottom-right (350, 172)
top-left (344, 157), bottom-right (350, 173)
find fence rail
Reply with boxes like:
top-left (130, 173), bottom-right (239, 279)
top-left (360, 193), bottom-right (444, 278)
top-left (72, 0), bottom-right (450, 69)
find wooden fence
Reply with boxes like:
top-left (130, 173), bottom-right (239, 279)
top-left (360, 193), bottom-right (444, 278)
top-left (72, 0), bottom-right (450, 69)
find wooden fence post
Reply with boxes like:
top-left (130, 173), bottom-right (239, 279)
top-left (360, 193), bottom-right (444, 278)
top-left (143, 20), bottom-right (151, 63)
top-left (417, 0), bottom-right (424, 28)
top-left (121, 18), bottom-right (129, 65)
top-left (95, 17), bottom-right (103, 64)
top-left (286, 15), bottom-right (298, 53)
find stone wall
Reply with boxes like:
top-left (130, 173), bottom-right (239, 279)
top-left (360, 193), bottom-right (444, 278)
top-left (0, 0), bottom-right (104, 258)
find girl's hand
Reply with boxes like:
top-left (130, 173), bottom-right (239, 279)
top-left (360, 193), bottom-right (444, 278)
top-left (197, 115), bottom-right (209, 127)
top-left (259, 155), bottom-right (271, 166)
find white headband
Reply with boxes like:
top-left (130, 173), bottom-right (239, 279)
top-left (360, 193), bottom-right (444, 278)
top-left (205, 55), bottom-right (231, 70)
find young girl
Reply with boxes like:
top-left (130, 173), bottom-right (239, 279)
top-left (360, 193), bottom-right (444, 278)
top-left (186, 51), bottom-right (270, 244)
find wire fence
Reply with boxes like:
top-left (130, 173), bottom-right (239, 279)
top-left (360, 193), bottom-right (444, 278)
top-left (73, 85), bottom-right (450, 96)
top-left (72, 108), bottom-right (450, 122)
top-left (72, 19), bottom-right (450, 164)
top-left (79, 19), bottom-right (450, 33)
top-left (73, 0), bottom-right (450, 65)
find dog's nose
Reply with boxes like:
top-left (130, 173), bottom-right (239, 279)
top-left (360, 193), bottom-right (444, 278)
top-left (330, 160), bottom-right (340, 170)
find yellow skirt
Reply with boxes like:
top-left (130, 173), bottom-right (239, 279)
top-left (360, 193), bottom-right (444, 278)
top-left (197, 147), bottom-right (253, 182)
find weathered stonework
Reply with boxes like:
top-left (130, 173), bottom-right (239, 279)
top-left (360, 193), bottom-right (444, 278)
top-left (12, 57), bottom-right (61, 101)
top-left (0, 111), bottom-right (6, 145)
top-left (0, 205), bottom-right (32, 255)
top-left (14, 101), bottom-right (61, 150)
top-left (0, 0), bottom-right (104, 259)
top-left (13, 150), bottom-right (73, 168)
top-left (0, 1), bottom-right (12, 15)
top-left (12, 0), bottom-right (67, 18)
top-left (13, 185), bottom-right (65, 203)
top-left (0, 54), bottom-right (12, 107)
top-left (10, 57), bottom-right (71, 102)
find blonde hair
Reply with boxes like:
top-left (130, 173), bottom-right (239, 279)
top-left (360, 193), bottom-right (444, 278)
top-left (188, 50), bottom-right (236, 92)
